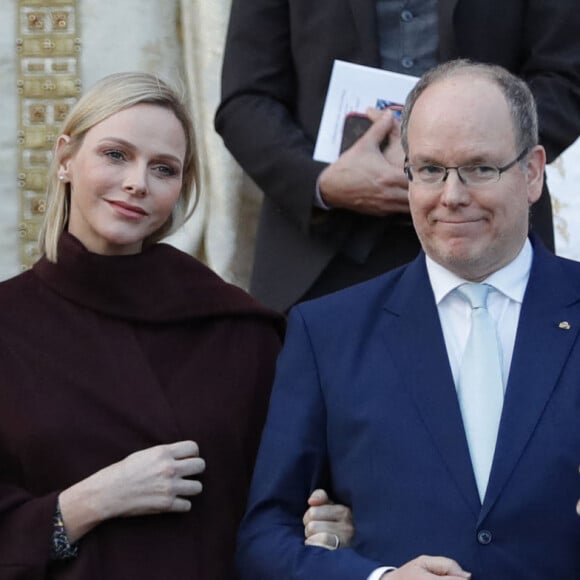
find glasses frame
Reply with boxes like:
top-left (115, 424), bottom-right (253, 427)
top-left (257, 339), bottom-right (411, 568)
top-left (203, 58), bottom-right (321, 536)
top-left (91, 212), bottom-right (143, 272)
top-left (404, 147), bottom-right (530, 186)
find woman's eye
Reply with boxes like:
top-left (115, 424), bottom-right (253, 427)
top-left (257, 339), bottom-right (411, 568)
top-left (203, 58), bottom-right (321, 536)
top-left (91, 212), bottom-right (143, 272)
top-left (155, 165), bottom-right (177, 177)
top-left (105, 149), bottom-right (125, 161)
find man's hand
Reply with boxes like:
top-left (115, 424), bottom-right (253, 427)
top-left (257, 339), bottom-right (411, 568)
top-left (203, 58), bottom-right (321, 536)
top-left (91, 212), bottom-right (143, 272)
top-left (382, 555), bottom-right (472, 579)
top-left (318, 109), bottom-right (409, 216)
top-left (303, 488), bottom-right (354, 549)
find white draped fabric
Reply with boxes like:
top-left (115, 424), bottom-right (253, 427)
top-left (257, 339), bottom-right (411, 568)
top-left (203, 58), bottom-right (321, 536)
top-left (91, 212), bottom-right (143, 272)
top-left (546, 139), bottom-right (580, 261)
top-left (0, 0), bottom-right (578, 290)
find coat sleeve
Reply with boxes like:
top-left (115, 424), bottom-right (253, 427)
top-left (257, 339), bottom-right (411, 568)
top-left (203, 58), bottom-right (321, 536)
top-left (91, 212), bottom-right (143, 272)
top-left (215, 0), bottom-right (329, 234)
top-left (0, 342), bottom-right (62, 578)
top-left (236, 307), bottom-right (382, 579)
top-left (0, 441), bottom-right (59, 577)
top-left (453, 0), bottom-right (580, 163)
top-left (521, 0), bottom-right (580, 162)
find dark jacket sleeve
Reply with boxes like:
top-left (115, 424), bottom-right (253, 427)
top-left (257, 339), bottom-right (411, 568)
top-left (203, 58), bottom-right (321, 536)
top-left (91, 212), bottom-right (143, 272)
top-left (522, 0), bottom-right (580, 162)
top-left (453, 0), bottom-right (580, 163)
top-left (215, 0), bottom-right (329, 234)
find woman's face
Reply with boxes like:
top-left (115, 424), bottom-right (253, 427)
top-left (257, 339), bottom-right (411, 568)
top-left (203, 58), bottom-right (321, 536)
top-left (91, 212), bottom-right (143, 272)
top-left (59, 103), bottom-right (187, 255)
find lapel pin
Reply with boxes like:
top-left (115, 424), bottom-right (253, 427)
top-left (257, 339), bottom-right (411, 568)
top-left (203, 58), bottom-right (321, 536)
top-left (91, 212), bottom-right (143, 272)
top-left (558, 321), bottom-right (571, 330)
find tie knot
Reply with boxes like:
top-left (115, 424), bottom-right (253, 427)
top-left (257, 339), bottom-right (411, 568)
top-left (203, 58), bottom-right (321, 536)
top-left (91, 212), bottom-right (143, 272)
top-left (457, 283), bottom-right (490, 309)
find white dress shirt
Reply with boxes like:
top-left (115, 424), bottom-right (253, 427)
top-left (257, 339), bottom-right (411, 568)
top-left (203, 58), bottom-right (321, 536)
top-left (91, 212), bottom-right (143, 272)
top-left (426, 238), bottom-right (532, 391)
top-left (367, 239), bottom-right (533, 580)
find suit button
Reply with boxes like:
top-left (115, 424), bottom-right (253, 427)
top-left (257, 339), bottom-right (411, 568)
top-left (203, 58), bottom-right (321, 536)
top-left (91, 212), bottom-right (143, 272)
top-left (401, 56), bottom-right (414, 69)
top-left (477, 529), bottom-right (493, 545)
top-left (401, 10), bottom-right (414, 22)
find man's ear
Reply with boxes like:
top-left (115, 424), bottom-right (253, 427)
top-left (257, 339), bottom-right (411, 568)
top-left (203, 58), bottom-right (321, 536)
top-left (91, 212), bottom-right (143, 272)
top-left (525, 144), bottom-right (546, 205)
top-left (56, 135), bottom-right (72, 180)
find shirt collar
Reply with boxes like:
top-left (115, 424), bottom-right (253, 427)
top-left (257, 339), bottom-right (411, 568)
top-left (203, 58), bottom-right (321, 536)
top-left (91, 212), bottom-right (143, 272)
top-left (426, 238), bottom-right (533, 305)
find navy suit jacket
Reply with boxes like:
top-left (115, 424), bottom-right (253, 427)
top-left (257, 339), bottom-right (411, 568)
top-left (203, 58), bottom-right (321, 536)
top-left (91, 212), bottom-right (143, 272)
top-left (237, 238), bottom-right (580, 579)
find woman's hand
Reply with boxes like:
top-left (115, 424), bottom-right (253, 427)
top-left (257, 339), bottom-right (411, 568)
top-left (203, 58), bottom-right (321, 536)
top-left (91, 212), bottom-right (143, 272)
top-left (303, 488), bottom-right (354, 549)
top-left (59, 440), bottom-right (204, 542)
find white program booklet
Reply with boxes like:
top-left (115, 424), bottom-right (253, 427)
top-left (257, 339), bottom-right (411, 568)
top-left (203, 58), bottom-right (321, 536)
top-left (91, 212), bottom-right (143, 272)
top-left (313, 60), bottom-right (419, 163)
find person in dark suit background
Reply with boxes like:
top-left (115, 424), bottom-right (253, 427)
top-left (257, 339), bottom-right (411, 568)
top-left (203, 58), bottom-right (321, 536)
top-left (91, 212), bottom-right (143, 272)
top-left (235, 60), bottom-right (580, 579)
top-left (215, 0), bottom-right (580, 313)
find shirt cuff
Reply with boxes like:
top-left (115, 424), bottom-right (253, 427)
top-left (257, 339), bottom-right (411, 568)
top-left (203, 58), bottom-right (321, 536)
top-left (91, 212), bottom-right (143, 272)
top-left (314, 174), bottom-right (332, 210)
top-left (367, 566), bottom-right (397, 580)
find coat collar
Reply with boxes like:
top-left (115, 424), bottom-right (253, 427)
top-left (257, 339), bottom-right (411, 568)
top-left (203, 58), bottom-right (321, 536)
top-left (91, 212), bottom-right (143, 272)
top-left (33, 232), bottom-right (284, 329)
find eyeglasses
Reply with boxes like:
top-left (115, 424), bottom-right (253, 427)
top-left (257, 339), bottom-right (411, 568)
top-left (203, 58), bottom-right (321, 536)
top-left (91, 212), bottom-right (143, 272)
top-left (404, 148), bottom-right (529, 187)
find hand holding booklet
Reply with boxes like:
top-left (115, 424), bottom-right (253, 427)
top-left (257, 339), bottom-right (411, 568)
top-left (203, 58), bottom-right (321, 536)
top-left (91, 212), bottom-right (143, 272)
top-left (313, 60), bottom-right (419, 163)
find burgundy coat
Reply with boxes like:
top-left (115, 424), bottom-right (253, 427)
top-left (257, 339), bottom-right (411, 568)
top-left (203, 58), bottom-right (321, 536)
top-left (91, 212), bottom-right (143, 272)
top-left (0, 233), bottom-right (284, 580)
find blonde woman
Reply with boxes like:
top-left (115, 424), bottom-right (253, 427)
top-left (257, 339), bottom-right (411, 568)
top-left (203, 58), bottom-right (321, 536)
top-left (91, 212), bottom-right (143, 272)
top-left (0, 72), bottom-right (349, 579)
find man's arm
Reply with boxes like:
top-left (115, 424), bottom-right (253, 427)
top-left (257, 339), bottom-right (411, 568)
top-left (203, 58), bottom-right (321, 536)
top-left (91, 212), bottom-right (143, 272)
top-left (215, 0), bottom-right (410, 236)
top-left (236, 307), bottom-right (383, 579)
top-left (215, 0), bottom-right (325, 232)
top-left (523, 0), bottom-right (580, 162)
top-left (237, 307), bottom-right (474, 579)
top-left (455, 0), bottom-right (580, 163)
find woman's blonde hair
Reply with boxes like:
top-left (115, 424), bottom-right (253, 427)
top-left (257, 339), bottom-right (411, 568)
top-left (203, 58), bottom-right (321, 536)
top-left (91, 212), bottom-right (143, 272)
top-left (39, 72), bottom-right (200, 261)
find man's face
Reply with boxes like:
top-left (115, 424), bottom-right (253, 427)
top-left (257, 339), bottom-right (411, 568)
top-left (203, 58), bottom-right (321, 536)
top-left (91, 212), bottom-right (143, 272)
top-left (406, 75), bottom-right (545, 281)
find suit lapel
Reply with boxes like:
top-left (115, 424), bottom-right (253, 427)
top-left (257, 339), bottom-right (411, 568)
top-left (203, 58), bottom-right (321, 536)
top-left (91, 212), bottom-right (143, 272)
top-left (380, 255), bottom-right (481, 516)
top-left (481, 242), bottom-right (580, 519)
top-left (378, 241), bottom-right (580, 520)
top-left (348, 0), bottom-right (381, 65)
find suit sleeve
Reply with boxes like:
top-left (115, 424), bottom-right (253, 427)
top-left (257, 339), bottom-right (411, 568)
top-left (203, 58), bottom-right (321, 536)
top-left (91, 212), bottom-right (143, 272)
top-left (215, 0), bottom-right (328, 233)
top-left (455, 0), bottom-right (580, 163)
top-left (236, 307), bottom-right (382, 580)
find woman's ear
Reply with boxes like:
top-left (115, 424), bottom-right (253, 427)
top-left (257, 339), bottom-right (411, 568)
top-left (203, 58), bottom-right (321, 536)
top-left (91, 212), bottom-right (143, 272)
top-left (56, 135), bottom-right (72, 181)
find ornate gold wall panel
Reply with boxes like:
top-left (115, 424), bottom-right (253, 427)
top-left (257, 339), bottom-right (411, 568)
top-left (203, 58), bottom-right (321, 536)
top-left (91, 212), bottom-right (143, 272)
top-left (16, 0), bottom-right (81, 268)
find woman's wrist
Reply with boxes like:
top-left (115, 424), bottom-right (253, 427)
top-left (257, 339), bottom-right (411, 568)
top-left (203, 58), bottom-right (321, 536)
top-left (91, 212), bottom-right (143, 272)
top-left (58, 474), bottom-right (111, 544)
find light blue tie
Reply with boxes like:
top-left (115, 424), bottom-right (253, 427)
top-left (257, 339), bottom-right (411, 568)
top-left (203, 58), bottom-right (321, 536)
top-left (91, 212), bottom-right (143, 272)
top-left (456, 283), bottom-right (504, 502)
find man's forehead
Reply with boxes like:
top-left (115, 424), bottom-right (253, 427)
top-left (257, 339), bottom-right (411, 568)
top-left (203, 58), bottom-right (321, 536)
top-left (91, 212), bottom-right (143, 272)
top-left (414, 73), bottom-right (505, 114)
top-left (407, 75), bottom-right (515, 153)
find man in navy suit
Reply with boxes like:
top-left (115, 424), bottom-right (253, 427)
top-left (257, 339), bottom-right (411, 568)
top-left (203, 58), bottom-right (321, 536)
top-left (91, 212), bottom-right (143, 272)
top-left (236, 61), bottom-right (580, 579)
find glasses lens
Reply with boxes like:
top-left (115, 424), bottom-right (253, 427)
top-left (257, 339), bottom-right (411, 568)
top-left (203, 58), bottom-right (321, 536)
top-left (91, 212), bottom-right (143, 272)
top-left (416, 165), bottom-right (446, 183)
top-left (459, 165), bottom-right (500, 185)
